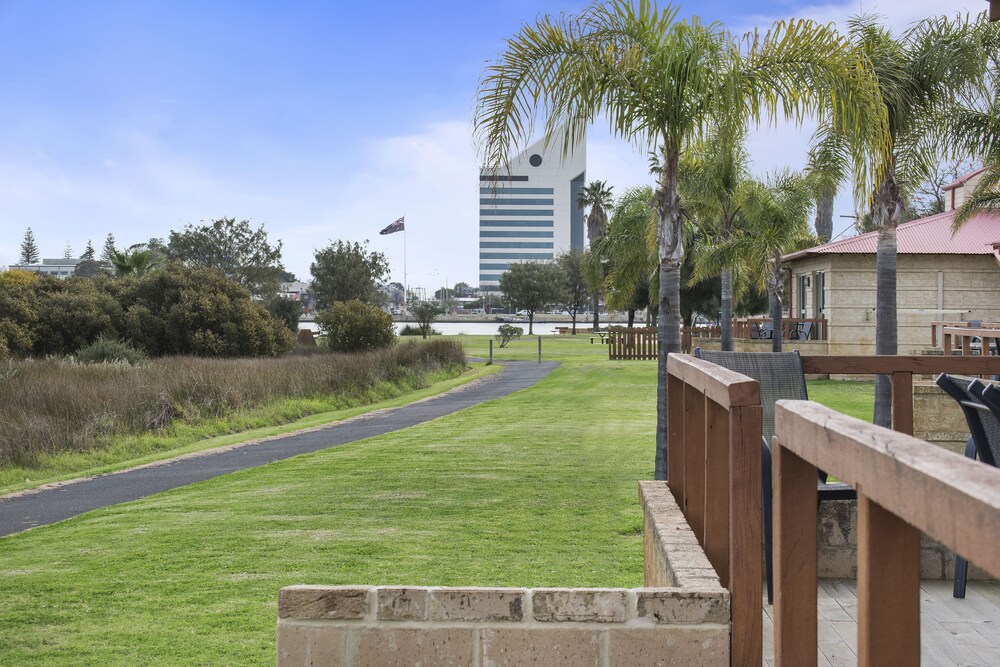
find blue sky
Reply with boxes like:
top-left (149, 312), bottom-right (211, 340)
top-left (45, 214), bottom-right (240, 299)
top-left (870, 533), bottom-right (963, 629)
top-left (0, 0), bottom-right (982, 293)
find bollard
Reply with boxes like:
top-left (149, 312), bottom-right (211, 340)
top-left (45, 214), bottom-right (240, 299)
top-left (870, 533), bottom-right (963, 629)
top-left (488, 339), bottom-right (493, 365)
top-left (538, 335), bottom-right (542, 364)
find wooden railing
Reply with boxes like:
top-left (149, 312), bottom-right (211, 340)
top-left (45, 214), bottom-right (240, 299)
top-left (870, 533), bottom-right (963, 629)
top-left (666, 353), bottom-right (1000, 666)
top-left (772, 401), bottom-right (1000, 666)
top-left (608, 326), bottom-right (657, 360)
top-left (930, 320), bottom-right (971, 347)
top-left (733, 317), bottom-right (828, 341)
top-left (666, 354), bottom-right (762, 667)
top-left (941, 325), bottom-right (1000, 355)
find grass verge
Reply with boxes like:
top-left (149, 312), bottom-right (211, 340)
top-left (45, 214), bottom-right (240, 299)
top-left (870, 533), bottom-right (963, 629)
top-left (0, 339), bottom-right (877, 665)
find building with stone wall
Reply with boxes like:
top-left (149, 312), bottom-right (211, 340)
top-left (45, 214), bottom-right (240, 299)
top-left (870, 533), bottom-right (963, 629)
top-left (783, 170), bottom-right (1000, 356)
top-left (478, 131), bottom-right (586, 291)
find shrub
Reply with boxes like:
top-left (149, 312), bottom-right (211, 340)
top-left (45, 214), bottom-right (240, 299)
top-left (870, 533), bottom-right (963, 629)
top-left (315, 300), bottom-right (395, 353)
top-left (75, 336), bottom-right (148, 365)
top-left (495, 324), bottom-right (524, 348)
top-left (399, 324), bottom-right (439, 337)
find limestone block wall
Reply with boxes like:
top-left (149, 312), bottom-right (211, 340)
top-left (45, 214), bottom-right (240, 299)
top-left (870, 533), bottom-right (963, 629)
top-left (817, 500), bottom-right (994, 581)
top-left (790, 254), bottom-right (1000, 356)
top-left (276, 482), bottom-right (730, 667)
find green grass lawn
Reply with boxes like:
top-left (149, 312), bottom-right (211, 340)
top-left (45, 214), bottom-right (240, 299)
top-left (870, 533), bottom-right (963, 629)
top-left (0, 338), bottom-right (873, 665)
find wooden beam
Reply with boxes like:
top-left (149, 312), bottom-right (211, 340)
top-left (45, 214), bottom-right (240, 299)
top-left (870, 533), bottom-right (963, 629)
top-left (729, 404), bottom-right (762, 667)
top-left (775, 400), bottom-right (1000, 579)
top-left (801, 355), bottom-right (1000, 375)
top-left (667, 354), bottom-right (761, 408)
top-left (857, 496), bottom-right (921, 667)
top-left (991, 0), bottom-right (999, 22)
top-left (773, 435), bottom-right (818, 667)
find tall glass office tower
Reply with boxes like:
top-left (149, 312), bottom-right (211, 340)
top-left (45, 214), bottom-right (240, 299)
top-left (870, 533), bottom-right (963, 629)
top-left (478, 132), bottom-right (586, 291)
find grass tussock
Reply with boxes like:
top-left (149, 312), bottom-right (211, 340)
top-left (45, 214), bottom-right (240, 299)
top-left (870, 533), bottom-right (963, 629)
top-left (0, 339), bottom-right (465, 467)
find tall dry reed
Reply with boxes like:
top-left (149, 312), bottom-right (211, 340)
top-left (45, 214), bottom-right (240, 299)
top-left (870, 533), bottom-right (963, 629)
top-left (0, 339), bottom-right (465, 467)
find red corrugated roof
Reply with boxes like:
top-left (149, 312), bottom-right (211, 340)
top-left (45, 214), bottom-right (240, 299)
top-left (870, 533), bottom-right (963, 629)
top-left (783, 209), bottom-right (1000, 262)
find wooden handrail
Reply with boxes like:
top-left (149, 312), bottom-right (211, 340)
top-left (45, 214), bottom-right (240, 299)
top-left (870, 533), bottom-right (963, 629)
top-left (666, 354), bottom-right (762, 667)
top-left (930, 320), bottom-right (970, 347)
top-left (772, 400), bottom-right (1000, 666)
top-left (801, 355), bottom-right (1000, 374)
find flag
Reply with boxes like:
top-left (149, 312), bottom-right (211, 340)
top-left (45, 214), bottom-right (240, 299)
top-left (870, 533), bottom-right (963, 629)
top-left (380, 216), bottom-right (405, 235)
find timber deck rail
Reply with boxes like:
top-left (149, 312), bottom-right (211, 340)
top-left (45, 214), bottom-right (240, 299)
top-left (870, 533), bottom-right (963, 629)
top-left (667, 353), bottom-right (1000, 666)
top-left (666, 354), bottom-right (762, 667)
top-left (771, 402), bottom-right (1000, 666)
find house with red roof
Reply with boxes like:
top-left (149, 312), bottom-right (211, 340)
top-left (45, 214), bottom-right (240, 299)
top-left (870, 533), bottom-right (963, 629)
top-left (782, 170), bottom-right (1000, 355)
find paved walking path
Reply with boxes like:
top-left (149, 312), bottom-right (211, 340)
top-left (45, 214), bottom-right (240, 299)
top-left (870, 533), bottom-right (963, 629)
top-left (0, 361), bottom-right (557, 538)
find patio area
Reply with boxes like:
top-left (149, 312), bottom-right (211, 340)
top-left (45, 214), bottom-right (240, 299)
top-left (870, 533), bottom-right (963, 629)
top-left (763, 580), bottom-right (1000, 666)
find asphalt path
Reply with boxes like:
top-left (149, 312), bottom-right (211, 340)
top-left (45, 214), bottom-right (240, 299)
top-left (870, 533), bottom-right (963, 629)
top-left (0, 360), bottom-right (557, 538)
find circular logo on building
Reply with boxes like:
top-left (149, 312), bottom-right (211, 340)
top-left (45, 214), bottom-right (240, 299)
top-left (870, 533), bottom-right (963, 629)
top-left (529, 154), bottom-right (542, 167)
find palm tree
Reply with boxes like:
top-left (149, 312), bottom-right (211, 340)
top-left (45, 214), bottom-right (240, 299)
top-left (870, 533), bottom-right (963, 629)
top-left (692, 171), bottom-right (817, 352)
top-left (110, 244), bottom-right (162, 277)
top-left (953, 21), bottom-right (1000, 225)
top-left (678, 129), bottom-right (752, 350)
top-left (474, 0), bottom-right (885, 479)
top-left (578, 180), bottom-right (614, 330)
top-left (819, 14), bottom-right (986, 427)
top-left (597, 186), bottom-right (658, 325)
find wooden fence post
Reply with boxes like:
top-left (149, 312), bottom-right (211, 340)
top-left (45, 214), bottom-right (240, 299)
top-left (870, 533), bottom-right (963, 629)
top-left (773, 436), bottom-right (817, 667)
top-left (857, 496), bottom-right (920, 667)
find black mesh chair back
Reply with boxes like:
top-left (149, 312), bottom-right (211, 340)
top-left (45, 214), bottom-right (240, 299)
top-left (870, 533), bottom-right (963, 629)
top-left (934, 374), bottom-right (1000, 597)
top-left (935, 375), bottom-right (1000, 467)
top-left (695, 349), bottom-right (808, 444)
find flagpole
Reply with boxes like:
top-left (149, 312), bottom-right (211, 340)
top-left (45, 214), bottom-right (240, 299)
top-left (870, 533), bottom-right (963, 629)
top-left (403, 220), bottom-right (408, 315)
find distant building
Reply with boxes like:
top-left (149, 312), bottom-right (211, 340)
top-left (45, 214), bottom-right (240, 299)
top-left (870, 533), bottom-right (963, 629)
top-left (8, 257), bottom-right (82, 279)
top-left (478, 130), bottom-right (586, 290)
top-left (278, 281), bottom-right (315, 314)
top-left (782, 168), bottom-right (1000, 355)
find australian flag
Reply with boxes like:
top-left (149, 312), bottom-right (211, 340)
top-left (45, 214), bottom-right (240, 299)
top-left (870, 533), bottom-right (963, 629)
top-left (380, 216), bottom-right (405, 235)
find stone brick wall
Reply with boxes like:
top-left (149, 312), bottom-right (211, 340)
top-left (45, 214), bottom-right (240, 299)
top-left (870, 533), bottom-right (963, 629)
top-left (276, 482), bottom-right (731, 666)
top-left (817, 500), bottom-right (993, 581)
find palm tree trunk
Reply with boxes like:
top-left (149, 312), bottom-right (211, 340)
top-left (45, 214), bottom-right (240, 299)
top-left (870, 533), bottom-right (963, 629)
top-left (628, 309), bottom-right (635, 327)
top-left (814, 186), bottom-right (835, 243)
top-left (654, 147), bottom-right (683, 482)
top-left (768, 287), bottom-right (782, 353)
top-left (592, 294), bottom-right (600, 332)
top-left (873, 173), bottom-right (901, 429)
top-left (721, 269), bottom-right (733, 351)
top-left (873, 225), bottom-right (898, 428)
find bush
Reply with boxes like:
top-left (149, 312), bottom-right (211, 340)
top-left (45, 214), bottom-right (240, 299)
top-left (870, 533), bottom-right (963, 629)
top-left (75, 336), bottom-right (148, 365)
top-left (315, 300), bottom-right (395, 353)
top-left (399, 324), bottom-right (439, 336)
top-left (495, 324), bottom-right (524, 348)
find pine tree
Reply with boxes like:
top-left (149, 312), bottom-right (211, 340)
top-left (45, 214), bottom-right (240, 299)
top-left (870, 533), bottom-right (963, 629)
top-left (101, 233), bottom-right (116, 263)
top-left (63, 242), bottom-right (73, 259)
top-left (81, 240), bottom-right (96, 260)
top-left (19, 228), bottom-right (39, 264)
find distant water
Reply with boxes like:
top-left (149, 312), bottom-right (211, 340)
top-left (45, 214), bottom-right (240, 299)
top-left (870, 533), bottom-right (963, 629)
top-left (298, 320), bottom-right (595, 336)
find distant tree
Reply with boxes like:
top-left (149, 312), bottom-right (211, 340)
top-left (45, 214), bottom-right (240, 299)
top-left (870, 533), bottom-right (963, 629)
top-left (908, 158), bottom-right (982, 220)
top-left (411, 302), bottom-right (444, 339)
top-left (556, 250), bottom-right (589, 332)
top-left (73, 259), bottom-right (110, 278)
top-left (315, 299), bottom-right (395, 353)
top-left (110, 245), bottom-right (162, 277)
top-left (498, 261), bottom-right (563, 334)
top-left (453, 281), bottom-right (472, 296)
top-left (80, 240), bottom-right (96, 261)
top-left (310, 240), bottom-right (390, 310)
top-left (266, 296), bottom-right (303, 333)
top-left (578, 180), bottom-right (614, 330)
top-left (167, 217), bottom-right (284, 297)
top-left (63, 243), bottom-right (73, 259)
top-left (100, 233), bottom-right (117, 263)
top-left (19, 228), bottom-right (39, 264)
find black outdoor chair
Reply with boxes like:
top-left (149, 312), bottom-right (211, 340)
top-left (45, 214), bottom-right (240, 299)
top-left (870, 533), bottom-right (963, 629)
top-left (795, 321), bottom-right (813, 341)
top-left (750, 322), bottom-right (774, 340)
top-left (934, 374), bottom-right (1000, 598)
top-left (694, 349), bottom-right (856, 604)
